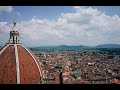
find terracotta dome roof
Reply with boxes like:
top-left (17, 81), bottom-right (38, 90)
top-left (0, 22), bottom-right (43, 84)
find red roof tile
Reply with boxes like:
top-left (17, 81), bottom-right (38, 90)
top-left (17, 45), bottom-right (41, 84)
top-left (0, 44), bottom-right (42, 84)
top-left (0, 45), bottom-right (16, 84)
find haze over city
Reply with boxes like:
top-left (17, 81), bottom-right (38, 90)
top-left (0, 6), bottom-right (120, 84)
top-left (0, 6), bottom-right (120, 47)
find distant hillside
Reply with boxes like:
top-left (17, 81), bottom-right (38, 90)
top-left (29, 44), bottom-right (120, 51)
top-left (29, 45), bottom-right (91, 51)
top-left (29, 46), bottom-right (56, 51)
top-left (54, 45), bottom-right (90, 50)
top-left (94, 44), bottom-right (120, 48)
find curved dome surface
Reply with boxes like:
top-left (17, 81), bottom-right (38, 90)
top-left (0, 44), bottom-right (42, 84)
top-left (0, 22), bottom-right (42, 84)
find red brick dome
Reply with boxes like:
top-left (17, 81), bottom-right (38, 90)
top-left (0, 22), bottom-right (42, 84)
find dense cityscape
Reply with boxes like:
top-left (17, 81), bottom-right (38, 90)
top-left (32, 48), bottom-right (120, 84)
top-left (0, 6), bottom-right (120, 84)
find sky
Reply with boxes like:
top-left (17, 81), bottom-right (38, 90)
top-left (0, 6), bottom-right (120, 47)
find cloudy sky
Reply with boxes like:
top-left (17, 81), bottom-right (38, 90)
top-left (0, 6), bottom-right (120, 47)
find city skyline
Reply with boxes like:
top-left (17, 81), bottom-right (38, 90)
top-left (0, 6), bottom-right (120, 47)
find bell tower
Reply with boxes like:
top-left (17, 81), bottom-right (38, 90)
top-left (8, 21), bottom-right (20, 44)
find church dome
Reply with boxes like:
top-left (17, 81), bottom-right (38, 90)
top-left (0, 22), bottom-right (42, 84)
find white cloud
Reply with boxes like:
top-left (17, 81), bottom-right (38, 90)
top-left (0, 22), bottom-right (10, 33)
top-left (0, 22), bottom-right (10, 45)
top-left (1, 6), bottom-right (120, 46)
top-left (16, 12), bottom-right (21, 16)
top-left (0, 6), bottom-right (13, 13)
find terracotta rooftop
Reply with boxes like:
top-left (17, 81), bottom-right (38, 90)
top-left (0, 22), bottom-right (42, 84)
top-left (0, 45), bottom-right (16, 84)
top-left (0, 44), bottom-right (42, 84)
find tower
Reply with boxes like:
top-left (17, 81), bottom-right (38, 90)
top-left (8, 21), bottom-right (20, 44)
top-left (0, 22), bottom-right (43, 84)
